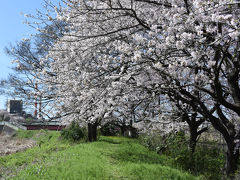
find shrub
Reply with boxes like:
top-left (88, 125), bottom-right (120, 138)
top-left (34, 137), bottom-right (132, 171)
top-left (60, 121), bottom-right (87, 142)
top-left (138, 130), bottom-right (186, 154)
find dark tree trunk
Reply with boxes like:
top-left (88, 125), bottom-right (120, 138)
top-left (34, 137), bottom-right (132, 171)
top-left (120, 126), bottom-right (125, 136)
top-left (208, 116), bottom-right (240, 178)
top-left (189, 128), bottom-right (198, 154)
top-left (189, 126), bottom-right (208, 154)
top-left (88, 123), bottom-right (97, 142)
top-left (225, 140), bottom-right (239, 178)
top-left (183, 113), bottom-right (207, 153)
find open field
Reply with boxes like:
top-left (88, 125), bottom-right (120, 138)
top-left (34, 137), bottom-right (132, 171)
top-left (0, 130), bottom-right (200, 180)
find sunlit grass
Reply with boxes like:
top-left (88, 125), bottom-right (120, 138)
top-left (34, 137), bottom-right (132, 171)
top-left (0, 131), bottom-right (200, 179)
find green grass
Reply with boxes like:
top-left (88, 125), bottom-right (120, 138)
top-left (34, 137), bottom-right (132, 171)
top-left (138, 132), bottom-right (225, 179)
top-left (0, 131), bottom-right (200, 180)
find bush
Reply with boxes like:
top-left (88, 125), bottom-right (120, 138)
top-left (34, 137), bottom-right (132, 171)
top-left (138, 130), bottom-right (186, 154)
top-left (138, 131), bottom-right (225, 179)
top-left (61, 121), bottom-right (87, 142)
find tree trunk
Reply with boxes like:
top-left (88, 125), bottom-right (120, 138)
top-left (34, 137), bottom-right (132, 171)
top-left (190, 126), bottom-right (208, 154)
top-left (184, 113), bottom-right (199, 153)
top-left (189, 129), bottom-right (198, 154)
top-left (120, 126), bottom-right (125, 136)
top-left (225, 140), bottom-right (239, 178)
top-left (88, 123), bottom-right (97, 142)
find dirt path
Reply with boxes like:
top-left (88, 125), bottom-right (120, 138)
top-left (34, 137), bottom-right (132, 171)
top-left (0, 135), bottom-right (36, 156)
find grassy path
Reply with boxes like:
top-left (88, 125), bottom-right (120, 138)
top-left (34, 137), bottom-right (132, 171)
top-left (0, 131), bottom-right (200, 180)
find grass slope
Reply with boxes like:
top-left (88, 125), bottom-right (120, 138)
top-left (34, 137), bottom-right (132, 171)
top-left (0, 130), bottom-right (200, 180)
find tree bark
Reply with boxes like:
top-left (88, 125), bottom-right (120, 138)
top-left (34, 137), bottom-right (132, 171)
top-left (120, 125), bottom-right (125, 136)
top-left (183, 113), bottom-right (207, 153)
top-left (189, 128), bottom-right (198, 154)
top-left (88, 123), bottom-right (97, 142)
top-left (225, 139), bottom-right (239, 178)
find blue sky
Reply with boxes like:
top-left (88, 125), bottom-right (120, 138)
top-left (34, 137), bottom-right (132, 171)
top-left (0, 0), bottom-right (58, 110)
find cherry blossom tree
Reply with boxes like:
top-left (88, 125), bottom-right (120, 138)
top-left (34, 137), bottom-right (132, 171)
top-left (37, 0), bottom-right (240, 176)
